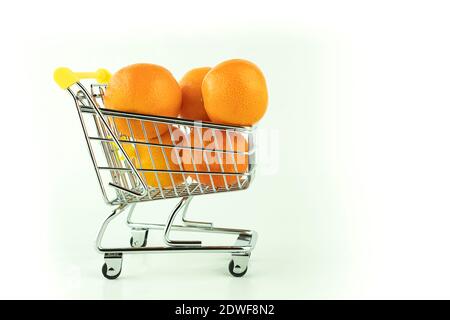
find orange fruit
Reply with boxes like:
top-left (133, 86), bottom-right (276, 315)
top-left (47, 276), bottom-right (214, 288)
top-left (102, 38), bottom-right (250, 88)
top-left (104, 63), bottom-right (181, 140)
top-left (202, 59), bottom-right (268, 126)
top-left (181, 128), bottom-right (248, 188)
top-left (179, 67), bottom-right (211, 121)
top-left (180, 67), bottom-right (211, 121)
top-left (132, 127), bottom-right (187, 188)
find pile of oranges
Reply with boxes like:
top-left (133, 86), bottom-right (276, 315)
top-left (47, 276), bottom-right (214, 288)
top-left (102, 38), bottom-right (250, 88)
top-left (103, 59), bottom-right (268, 189)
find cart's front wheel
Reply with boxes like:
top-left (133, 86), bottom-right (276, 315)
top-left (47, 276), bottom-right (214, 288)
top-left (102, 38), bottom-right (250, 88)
top-left (102, 263), bottom-right (121, 280)
top-left (228, 254), bottom-right (250, 277)
top-left (102, 253), bottom-right (123, 280)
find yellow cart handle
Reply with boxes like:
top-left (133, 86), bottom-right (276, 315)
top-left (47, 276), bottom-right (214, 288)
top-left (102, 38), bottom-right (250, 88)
top-left (54, 67), bottom-right (111, 89)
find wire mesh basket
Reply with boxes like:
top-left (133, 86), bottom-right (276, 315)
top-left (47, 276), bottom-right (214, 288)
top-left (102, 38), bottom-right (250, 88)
top-left (78, 84), bottom-right (256, 205)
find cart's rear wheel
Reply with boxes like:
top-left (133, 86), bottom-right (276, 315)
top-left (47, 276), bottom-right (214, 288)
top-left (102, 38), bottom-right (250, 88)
top-left (130, 229), bottom-right (149, 248)
top-left (228, 254), bottom-right (250, 277)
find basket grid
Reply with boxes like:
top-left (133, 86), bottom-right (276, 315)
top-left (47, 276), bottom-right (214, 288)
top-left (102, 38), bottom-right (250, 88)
top-left (73, 84), bottom-right (256, 204)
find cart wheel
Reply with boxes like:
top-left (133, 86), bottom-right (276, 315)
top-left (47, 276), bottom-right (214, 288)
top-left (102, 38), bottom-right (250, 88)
top-left (102, 263), bottom-right (121, 280)
top-left (228, 255), bottom-right (249, 277)
top-left (102, 253), bottom-right (123, 280)
top-left (130, 229), bottom-right (149, 248)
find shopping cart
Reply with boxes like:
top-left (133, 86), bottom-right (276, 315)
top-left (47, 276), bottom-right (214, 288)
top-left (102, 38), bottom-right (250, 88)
top-left (54, 67), bottom-right (258, 279)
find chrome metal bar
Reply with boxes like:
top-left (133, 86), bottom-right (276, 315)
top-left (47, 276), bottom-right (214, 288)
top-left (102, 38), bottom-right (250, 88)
top-left (96, 203), bottom-right (129, 252)
top-left (247, 129), bottom-right (257, 185)
top-left (127, 221), bottom-right (254, 236)
top-left (87, 137), bottom-right (250, 155)
top-left (181, 196), bottom-right (213, 228)
top-left (98, 245), bottom-right (254, 254)
top-left (97, 166), bottom-right (253, 175)
top-left (118, 184), bottom-right (250, 204)
top-left (99, 224), bottom-right (257, 254)
top-left (125, 202), bottom-right (137, 228)
top-left (109, 183), bottom-right (146, 196)
top-left (79, 105), bottom-right (252, 132)
top-left (163, 197), bottom-right (201, 247)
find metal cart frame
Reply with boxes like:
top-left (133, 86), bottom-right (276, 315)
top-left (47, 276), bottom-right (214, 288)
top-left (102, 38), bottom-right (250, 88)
top-left (54, 68), bottom-right (258, 279)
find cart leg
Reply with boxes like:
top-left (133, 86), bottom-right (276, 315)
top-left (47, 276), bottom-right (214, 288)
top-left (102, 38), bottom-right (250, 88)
top-left (96, 203), bottom-right (129, 252)
top-left (163, 197), bottom-right (202, 247)
top-left (96, 204), bottom-right (129, 279)
top-left (125, 203), bottom-right (137, 227)
top-left (126, 196), bottom-right (212, 229)
top-left (228, 234), bottom-right (253, 277)
top-left (125, 203), bottom-right (150, 248)
top-left (181, 196), bottom-right (213, 228)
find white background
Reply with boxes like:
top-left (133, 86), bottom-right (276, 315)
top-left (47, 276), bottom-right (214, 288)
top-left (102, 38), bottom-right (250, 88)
top-left (1, 0), bottom-right (450, 299)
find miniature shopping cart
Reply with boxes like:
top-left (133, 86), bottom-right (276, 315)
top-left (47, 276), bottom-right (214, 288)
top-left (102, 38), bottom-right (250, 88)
top-left (54, 67), bottom-right (258, 279)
